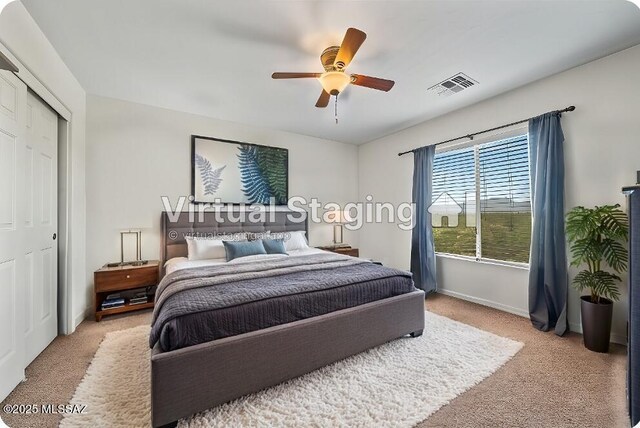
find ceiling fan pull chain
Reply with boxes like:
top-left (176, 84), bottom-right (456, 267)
top-left (335, 95), bottom-right (338, 124)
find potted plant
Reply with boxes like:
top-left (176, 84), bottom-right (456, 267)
top-left (566, 204), bottom-right (628, 353)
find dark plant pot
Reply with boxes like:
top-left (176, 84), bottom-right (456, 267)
top-left (580, 295), bottom-right (613, 353)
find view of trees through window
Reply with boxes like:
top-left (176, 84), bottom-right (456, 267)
top-left (430, 135), bottom-right (532, 264)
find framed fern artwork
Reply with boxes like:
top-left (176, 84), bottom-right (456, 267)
top-left (191, 135), bottom-right (289, 205)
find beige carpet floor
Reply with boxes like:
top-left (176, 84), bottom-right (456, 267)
top-left (1, 294), bottom-right (627, 428)
top-left (60, 312), bottom-right (522, 427)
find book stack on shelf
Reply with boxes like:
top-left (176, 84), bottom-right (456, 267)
top-left (101, 294), bottom-right (125, 311)
top-left (129, 291), bottom-right (149, 306)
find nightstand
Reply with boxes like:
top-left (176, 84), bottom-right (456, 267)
top-left (317, 246), bottom-right (359, 258)
top-left (94, 260), bottom-right (159, 321)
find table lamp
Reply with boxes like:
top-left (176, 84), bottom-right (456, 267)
top-left (107, 230), bottom-right (148, 267)
top-left (327, 210), bottom-right (347, 247)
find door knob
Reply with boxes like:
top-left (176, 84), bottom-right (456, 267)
top-left (53, 233), bottom-right (57, 240)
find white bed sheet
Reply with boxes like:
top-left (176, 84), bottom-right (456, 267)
top-left (164, 247), bottom-right (327, 275)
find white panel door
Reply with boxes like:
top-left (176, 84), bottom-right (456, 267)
top-left (0, 71), bottom-right (27, 401)
top-left (24, 91), bottom-right (58, 365)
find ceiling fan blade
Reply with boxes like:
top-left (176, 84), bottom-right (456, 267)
top-left (334, 28), bottom-right (367, 69)
top-left (315, 90), bottom-right (330, 108)
top-left (350, 74), bottom-right (395, 92)
top-left (272, 72), bottom-right (321, 79)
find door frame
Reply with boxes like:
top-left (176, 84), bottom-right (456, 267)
top-left (0, 41), bottom-right (74, 335)
top-left (57, 118), bottom-right (70, 334)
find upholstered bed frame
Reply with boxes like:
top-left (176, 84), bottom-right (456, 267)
top-left (152, 211), bottom-right (426, 427)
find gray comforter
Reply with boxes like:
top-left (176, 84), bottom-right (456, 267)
top-left (150, 253), bottom-right (415, 351)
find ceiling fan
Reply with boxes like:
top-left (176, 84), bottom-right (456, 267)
top-left (272, 28), bottom-right (395, 108)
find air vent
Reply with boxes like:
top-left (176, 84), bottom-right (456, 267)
top-left (428, 73), bottom-right (478, 96)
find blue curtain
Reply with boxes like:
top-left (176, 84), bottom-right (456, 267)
top-left (411, 146), bottom-right (437, 293)
top-left (528, 112), bottom-right (568, 336)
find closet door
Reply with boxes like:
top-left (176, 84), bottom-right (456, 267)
top-left (0, 70), bottom-right (27, 401)
top-left (24, 91), bottom-right (58, 365)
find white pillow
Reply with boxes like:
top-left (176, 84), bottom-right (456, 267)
top-left (283, 231), bottom-right (308, 251)
top-left (186, 233), bottom-right (247, 261)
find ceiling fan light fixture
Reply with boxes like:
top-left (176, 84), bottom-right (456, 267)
top-left (271, 28), bottom-right (394, 111)
top-left (318, 71), bottom-right (350, 96)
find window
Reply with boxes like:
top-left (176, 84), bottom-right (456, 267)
top-left (431, 135), bottom-right (531, 264)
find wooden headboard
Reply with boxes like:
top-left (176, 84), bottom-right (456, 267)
top-left (160, 210), bottom-right (308, 275)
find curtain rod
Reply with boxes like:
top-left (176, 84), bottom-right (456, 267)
top-left (397, 105), bottom-right (575, 157)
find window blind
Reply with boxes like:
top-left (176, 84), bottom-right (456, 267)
top-left (478, 136), bottom-right (531, 263)
top-left (431, 134), bottom-right (532, 264)
top-left (431, 146), bottom-right (476, 257)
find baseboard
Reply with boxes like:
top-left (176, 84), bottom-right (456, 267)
top-left (436, 289), bottom-right (529, 318)
top-left (436, 289), bottom-right (628, 345)
top-left (569, 321), bottom-right (627, 345)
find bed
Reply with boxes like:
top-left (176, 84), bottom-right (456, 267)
top-left (151, 211), bottom-right (426, 427)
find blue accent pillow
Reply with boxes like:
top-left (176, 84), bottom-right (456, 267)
top-left (262, 238), bottom-right (287, 255)
top-left (223, 240), bottom-right (267, 261)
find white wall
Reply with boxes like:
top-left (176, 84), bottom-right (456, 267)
top-left (86, 95), bottom-right (359, 298)
top-left (0, 2), bottom-right (87, 331)
top-left (5, 0), bottom-right (637, 340)
top-left (358, 44), bottom-right (640, 344)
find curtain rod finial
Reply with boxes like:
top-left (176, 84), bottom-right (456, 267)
top-left (566, 106), bottom-right (576, 112)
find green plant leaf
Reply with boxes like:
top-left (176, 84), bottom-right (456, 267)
top-left (591, 270), bottom-right (622, 302)
top-left (566, 206), bottom-right (598, 241)
top-left (599, 206), bottom-right (628, 241)
top-left (572, 269), bottom-right (621, 302)
top-left (601, 238), bottom-right (628, 272)
top-left (572, 270), bottom-right (594, 292)
top-left (569, 238), bottom-right (600, 266)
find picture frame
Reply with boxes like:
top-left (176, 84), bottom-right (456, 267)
top-left (191, 135), bottom-right (289, 205)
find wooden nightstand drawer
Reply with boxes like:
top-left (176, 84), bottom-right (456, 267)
top-left (334, 248), bottom-right (359, 257)
top-left (95, 267), bottom-right (157, 292)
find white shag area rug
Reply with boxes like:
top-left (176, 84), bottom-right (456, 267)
top-left (61, 312), bottom-right (523, 428)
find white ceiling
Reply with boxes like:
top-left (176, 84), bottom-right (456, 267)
top-left (21, 0), bottom-right (640, 144)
